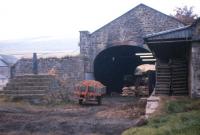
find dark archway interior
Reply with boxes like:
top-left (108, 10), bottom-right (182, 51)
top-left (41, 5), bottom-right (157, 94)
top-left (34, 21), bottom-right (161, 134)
top-left (94, 45), bottom-right (149, 94)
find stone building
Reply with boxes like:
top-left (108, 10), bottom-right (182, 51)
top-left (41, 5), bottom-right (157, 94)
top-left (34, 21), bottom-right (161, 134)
top-left (79, 4), bottom-right (184, 93)
top-left (14, 4), bottom-right (187, 95)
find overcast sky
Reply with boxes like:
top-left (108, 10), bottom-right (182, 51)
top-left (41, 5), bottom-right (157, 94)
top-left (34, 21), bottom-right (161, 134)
top-left (0, 0), bottom-right (199, 53)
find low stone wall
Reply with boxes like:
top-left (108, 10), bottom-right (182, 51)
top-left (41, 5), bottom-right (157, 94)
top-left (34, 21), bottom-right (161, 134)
top-left (145, 96), bottom-right (160, 118)
top-left (14, 56), bottom-right (84, 94)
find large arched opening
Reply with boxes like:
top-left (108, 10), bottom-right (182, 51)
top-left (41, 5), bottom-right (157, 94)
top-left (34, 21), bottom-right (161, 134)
top-left (94, 45), bottom-right (150, 94)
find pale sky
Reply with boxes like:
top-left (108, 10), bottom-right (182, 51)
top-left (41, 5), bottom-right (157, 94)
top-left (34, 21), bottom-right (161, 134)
top-left (0, 0), bottom-right (199, 53)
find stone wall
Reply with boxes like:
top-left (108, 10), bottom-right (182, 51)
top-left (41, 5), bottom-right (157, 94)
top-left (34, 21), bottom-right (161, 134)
top-left (79, 4), bottom-right (184, 73)
top-left (189, 20), bottom-right (200, 98)
top-left (14, 56), bottom-right (84, 93)
top-left (190, 43), bottom-right (200, 98)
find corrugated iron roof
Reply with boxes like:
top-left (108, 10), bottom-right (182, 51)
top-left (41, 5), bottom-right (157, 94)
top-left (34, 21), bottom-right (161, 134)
top-left (144, 25), bottom-right (192, 41)
top-left (0, 59), bottom-right (8, 67)
top-left (0, 54), bottom-right (18, 66)
top-left (144, 18), bottom-right (200, 42)
top-left (0, 74), bottom-right (7, 79)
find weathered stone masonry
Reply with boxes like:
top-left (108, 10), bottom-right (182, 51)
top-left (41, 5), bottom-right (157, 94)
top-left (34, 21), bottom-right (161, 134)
top-left (190, 21), bottom-right (200, 98)
top-left (190, 43), bottom-right (200, 98)
top-left (14, 56), bottom-right (84, 93)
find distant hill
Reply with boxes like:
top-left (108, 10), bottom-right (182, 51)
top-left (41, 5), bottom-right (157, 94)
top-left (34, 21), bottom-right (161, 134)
top-left (0, 36), bottom-right (80, 58)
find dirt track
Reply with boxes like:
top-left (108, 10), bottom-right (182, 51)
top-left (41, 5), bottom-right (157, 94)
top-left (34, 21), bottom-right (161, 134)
top-left (0, 96), bottom-right (141, 135)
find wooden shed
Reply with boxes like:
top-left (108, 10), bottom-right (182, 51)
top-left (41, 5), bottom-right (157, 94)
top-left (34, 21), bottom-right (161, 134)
top-left (144, 18), bottom-right (200, 98)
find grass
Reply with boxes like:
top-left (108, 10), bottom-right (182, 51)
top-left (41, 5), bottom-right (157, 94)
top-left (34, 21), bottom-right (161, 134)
top-left (122, 97), bottom-right (200, 135)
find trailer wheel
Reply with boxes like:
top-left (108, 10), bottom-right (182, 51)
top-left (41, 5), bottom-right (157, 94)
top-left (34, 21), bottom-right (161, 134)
top-left (79, 99), bottom-right (83, 105)
top-left (97, 96), bottom-right (102, 105)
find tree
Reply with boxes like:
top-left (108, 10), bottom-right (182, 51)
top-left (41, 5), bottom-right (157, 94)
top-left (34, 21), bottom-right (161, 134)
top-left (173, 6), bottom-right (198, 25)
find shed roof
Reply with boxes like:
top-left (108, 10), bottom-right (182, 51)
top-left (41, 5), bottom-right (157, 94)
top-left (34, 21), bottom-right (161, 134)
top-left (0, 74), bottom-right (7, 79)
top-left (144, 18), bottom-right (200, 42)
top-left (0, 60), bottom-right (7, 67)
top-left (0, 54), bottom-right (18, 66)
top-left (144, 26), bottom-right (192, 41)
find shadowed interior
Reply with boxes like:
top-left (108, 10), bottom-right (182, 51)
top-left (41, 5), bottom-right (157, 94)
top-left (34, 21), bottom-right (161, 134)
top-left (94, 45), bottom-right (149, 94)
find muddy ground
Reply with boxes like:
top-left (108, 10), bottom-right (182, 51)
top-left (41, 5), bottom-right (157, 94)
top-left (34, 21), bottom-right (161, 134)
top-left (0, 96), bottom-right (143, 135)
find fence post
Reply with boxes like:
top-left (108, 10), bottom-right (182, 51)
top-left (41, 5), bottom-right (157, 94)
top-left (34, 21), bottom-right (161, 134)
top-left (32, 53), bottom-right (38, 74)
top-left (10, 65), bottom-right (15, 79)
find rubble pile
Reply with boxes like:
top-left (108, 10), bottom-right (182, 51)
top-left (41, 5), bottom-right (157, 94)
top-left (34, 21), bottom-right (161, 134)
top-left (135, 86), bottom-right (149, 97)
top-left (121, 86), bottom-right (136, 96)
top-left (121, 86), bottom-right (149, 97)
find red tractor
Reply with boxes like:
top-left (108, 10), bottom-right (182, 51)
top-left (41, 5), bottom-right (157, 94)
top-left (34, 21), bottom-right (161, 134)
top-left (74, 80), bottom-right (106, 105)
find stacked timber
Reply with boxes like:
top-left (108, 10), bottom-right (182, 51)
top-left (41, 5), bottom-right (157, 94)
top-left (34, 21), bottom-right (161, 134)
top-left (171, 59), bottom-right (188, 95)
top-left (155, 62), bottom-right (171, 95)
top-left (155, 59), bottom-right (188, 96)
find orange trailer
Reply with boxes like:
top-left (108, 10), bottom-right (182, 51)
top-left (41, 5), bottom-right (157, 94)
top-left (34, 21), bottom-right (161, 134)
top-left (74, 80), bottom-right (106, 105)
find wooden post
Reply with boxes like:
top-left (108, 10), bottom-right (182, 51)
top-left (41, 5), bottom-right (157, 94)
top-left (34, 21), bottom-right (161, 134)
top-left (32, 53), bottom-right (38, 74)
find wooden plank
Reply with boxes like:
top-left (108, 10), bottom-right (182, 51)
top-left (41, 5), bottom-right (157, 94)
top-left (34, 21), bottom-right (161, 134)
top-left (172, 77), bottom-right (187, 80)
top-left (172, 87), bottom-right (187, 90)
top-left (157, 73), bottom-right (171, 75)
top-left (172, 81), bottom-right (187, 83)
top-left (155, 88), bottom-right (170, 91)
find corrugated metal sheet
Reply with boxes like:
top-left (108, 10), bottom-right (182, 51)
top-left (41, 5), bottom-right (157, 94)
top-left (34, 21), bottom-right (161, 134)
top-left (145, 26), bottom-right (192, 41)
top-left (0, 74), bottom-right (7, 79)
top-left (0, 54), bottom-right (18, 65)
top-left (0, 60), bottom-right (8, 67)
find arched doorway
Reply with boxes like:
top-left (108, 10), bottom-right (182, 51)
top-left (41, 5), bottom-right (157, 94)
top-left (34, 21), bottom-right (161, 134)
top-left (94, 45), bottom-right (150, 94)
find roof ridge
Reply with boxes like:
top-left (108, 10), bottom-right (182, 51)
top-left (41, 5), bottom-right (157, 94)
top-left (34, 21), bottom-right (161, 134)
top-left (90, 3), bottom-right (146, 35)
top-left (90, 3), bottom-right (185, 35)
top-left (140, 4), bottom-right (186, 25)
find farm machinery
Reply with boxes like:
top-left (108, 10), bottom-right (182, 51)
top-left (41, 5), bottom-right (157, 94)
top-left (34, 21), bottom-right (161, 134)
top-left (74, 80), bottom-right (106, 105)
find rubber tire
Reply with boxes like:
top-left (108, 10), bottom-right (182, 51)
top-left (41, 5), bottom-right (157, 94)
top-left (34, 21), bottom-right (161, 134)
top-left (79, 99), bottom-right (83, 105)
top-left (97, 96), bottom-right (102, 105)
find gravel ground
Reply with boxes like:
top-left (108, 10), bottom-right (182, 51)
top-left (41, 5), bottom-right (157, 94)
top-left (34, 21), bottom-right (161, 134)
top-left (0, 96), bottom-right (142, 135)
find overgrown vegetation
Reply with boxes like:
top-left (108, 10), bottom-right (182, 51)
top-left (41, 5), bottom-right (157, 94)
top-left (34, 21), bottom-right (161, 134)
top-left (122, 97), bottom-right (200, 135)
top-left (172, 6), bottom-right (198, 25)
